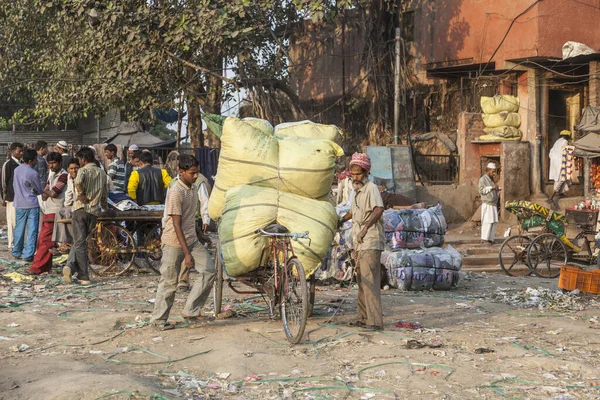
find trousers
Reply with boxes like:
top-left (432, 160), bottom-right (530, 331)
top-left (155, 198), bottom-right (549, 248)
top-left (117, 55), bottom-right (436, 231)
top-left (66, 209), bottom-right (97, 281)
top-left (356, 249), bottom-right (384, 328)
top-left (6, 201), bottom-right (16, 249)
top-left (151, 241), bottom-right (216, 323)
top-left (13, 207), bottom-right (40, 260)
top-left (29, 213), bottom-right (56, 274)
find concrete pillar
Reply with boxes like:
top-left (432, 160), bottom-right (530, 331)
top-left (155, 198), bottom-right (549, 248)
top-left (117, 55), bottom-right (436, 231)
top-left (526, 68), bottom-right (543, 196)
top-left (589, 61), bottom-right (600, 107)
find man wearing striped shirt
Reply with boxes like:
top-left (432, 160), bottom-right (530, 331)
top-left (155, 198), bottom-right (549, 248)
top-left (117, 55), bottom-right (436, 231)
top-left (104, 144), bottom-right (126, 192)
top-left (63, 147), bottom-right (109, 285)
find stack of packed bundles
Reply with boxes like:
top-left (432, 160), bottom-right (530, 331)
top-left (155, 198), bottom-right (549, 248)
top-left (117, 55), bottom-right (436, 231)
top-left (381, 246), bottom-right (462, 291)
top-left (384, 205), bottom-right (447, 250)
top-left (478, 95), bottom-right (522, 141)
top-left (316, 205), bottom-right (354, 281)
top-left (211, 117), bottom-right (343, 278)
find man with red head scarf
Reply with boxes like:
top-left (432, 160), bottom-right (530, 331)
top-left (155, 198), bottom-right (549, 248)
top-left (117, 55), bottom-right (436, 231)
top-left (341, 152), bottom-right (385, 331)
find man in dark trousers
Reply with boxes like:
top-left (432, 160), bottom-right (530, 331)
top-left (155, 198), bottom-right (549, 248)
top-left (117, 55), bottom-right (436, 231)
top-left (341, 152), bottom-right (385, 332)
top-left (127, 151), bottom-right (171, 205)
top-left (1, 142), bottom-right (24, 251)
top-left (34, 140), bottom-right (48, 185)
top-left (63, 147), bottom-right (109, 285)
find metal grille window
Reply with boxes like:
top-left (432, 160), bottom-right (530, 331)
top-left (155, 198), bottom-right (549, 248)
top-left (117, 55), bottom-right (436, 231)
top-left (414, 154), bottom-right (460, 185)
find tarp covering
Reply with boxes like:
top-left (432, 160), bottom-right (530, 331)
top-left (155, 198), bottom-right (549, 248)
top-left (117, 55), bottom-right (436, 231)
top-left (574, 107), bottom-right (600, 154)
top-left (104, 122), bottom-right (176, 148)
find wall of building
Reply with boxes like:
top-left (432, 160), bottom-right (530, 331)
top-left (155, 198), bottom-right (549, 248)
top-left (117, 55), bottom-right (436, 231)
top-left (416, 184), bottom-right (478, 223)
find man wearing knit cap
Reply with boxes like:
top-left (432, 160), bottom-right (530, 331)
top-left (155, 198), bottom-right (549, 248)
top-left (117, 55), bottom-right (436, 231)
top-left (478, 162), bottom-right (501, 244)
top-left (124, 144), bottom-right (139, 189)
top-left (341, 152), bottom-right (385, 331)
top-left (55, 141), bottom-right (70, 171)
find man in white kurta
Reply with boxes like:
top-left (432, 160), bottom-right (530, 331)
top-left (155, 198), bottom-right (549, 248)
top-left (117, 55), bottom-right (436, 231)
top-left (549, 130), bottom-right (571, 201)
top-left (478, 163), bottom-right (501, 244)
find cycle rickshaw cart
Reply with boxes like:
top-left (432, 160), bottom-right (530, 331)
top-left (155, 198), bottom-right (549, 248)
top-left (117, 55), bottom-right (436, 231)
top-left (58, 209), bottom-right (164, 276)
top-left (499, 200), bottom-right (598, 278)
top-left (212, 224), bottom-right (317, 344)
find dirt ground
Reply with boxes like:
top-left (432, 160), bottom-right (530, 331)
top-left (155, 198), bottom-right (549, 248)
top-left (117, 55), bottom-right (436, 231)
top-left (1, 241), bottom-right (600, 400)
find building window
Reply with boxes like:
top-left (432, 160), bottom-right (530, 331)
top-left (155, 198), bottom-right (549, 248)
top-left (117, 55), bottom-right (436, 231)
top-left (402, 11), bottom-right (415, 42)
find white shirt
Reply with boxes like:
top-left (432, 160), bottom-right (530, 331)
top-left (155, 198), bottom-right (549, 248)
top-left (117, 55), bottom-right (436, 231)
top-left (549, 137), bottom-right (568, 182)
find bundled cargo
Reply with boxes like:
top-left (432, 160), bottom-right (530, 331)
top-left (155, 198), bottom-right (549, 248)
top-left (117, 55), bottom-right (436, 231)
top-left (208, 117), bottom-right (343, 220)
top-left (381, 246), bottom-right (462, 291)
top-left (480, 95), bottom-right (520, 114)
top-left (482, 112), bottom-right (521, 129)
top-left (274, 120), bottom-right (343, 142)
top-left (218, 185), bottom-right (338, 277)
top-left (383, 205), bottom-right (447, 250)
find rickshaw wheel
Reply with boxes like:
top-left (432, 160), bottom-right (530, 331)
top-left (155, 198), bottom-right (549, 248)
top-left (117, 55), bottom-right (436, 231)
top-left (498, 235), bottom-right (533, 277)
top-left (213, 243), bottom-right (224, 315)
top-left (87, 224), bottom-right (117, 276)
top-left (281, 257), bottom-right (309, 344)
top-left (88, 224), bottom-right (135, 276)
top-left (142, 224), bottom-right (162, 275)
top-left (527, 233), bottom-right (568, 278)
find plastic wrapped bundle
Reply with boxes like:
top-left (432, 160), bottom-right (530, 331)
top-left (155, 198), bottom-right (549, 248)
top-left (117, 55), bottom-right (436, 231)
top-left (381, 246), bottom-right (462, 291)
top-left (383, 205), bottom-right (447, 250)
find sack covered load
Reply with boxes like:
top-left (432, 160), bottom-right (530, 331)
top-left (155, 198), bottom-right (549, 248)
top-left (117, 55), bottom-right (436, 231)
top-left (208, 117), bottom-right (344, 220)
top-left (381, 246), bottom-right (462, 291)
top-left (479, 95), bottom-right (522, 141)
top-left (218, 185), bottom-right (338, 277)
top-left (383, 205), bottom-right (447, 250)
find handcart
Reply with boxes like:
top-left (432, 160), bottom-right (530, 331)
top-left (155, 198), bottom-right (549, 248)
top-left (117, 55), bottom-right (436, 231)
top-left (58, 210), bottom-right (163, 276)
top-left (212, 224), bottom-right (316, 344)
top-left (499, 200), bottom-right (597, 278)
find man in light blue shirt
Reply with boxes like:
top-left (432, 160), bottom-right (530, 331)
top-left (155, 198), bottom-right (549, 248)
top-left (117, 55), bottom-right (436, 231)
top-left (12, 149), bottom-right (43, 261)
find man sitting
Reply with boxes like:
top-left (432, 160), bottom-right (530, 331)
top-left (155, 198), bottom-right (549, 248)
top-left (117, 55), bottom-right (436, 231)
top-left (127, 151), bottom-right (171, 205)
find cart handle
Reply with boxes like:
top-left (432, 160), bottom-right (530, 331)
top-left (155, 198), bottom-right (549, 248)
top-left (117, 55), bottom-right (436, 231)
top-left (256, 228), bottom-right (310, 241)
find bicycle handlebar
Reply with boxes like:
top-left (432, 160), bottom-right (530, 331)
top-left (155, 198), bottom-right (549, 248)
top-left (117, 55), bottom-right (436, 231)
top-left (255, 228), bottom-right (310, 240)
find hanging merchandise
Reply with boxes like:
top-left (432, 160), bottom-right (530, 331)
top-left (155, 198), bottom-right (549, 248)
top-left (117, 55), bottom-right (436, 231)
top-left (381, 246), bottom-right (462, 291)
top-left (383, 205), bottom-right (447, 250)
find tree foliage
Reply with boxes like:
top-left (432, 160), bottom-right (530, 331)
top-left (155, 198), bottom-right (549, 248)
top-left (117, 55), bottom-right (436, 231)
top-left (0, 0), bottom-right (358, 134)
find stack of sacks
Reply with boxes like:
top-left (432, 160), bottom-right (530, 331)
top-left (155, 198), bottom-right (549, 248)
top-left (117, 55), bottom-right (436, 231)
top-left (478, 95), bottom-right (522, 141)
top-left (384, 206), bottom-right (447, 250)
top-left (381, 246), bottom-right (461, 291)
top-left (212, 117), bottom-right (343, 278)
top-left (380, 205), bottom-right (462, 291)
top-left (218, 185), bottom-right (338, 277)
top-left (208, 117), bottom-right (343, 219)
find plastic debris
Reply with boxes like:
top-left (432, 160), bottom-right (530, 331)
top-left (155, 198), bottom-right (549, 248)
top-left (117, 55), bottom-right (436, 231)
top-left (3, 272), bottom-right (34, 282)
top-left (395, 320), bottom-right (423, 329)
top-left (475, 347), bottom-right (495, 354)
top-left (10, 344), bottom-right (29, 352)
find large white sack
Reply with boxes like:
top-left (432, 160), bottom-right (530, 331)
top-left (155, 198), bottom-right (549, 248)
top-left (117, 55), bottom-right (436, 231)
top-left (480, 95), bottom-right (519, 114)
top-left (209, 118), bottom-right (343, 220)
top-left (482, 112), bottom-right (521, 128)
top-left (219, 185), bottom-right (338, 277)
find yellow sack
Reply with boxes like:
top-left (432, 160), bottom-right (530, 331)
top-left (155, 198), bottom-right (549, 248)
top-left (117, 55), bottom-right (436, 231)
top-left (274, 121), bottom-right (343, 143)
top-left (482, 112), bottom-right (521, 128)
top-left (477, 134), bottom-right (521, 141)
top-left (209, 118), bottom-right (344, 220)
top-left (480, 95), bottom-right (520, 114)
top-left (483, 126), bottom-right (522, 138)
top-left (219, 185), bottom-right (337, 277)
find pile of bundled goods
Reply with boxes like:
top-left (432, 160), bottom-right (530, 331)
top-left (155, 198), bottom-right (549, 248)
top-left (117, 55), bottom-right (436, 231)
top-left (208, 117), bottom-right (343, 277)
top-left (381, 246), bottom-right (461, 291)
top-left (384, 206), bottom-right (446, 249)
top-left (380, 206), bottom-right (461, 291)
top-left (478, 95), bottom-right (522, 141)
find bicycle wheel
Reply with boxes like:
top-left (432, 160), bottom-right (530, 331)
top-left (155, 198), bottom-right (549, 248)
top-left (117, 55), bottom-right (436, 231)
top-left (87, 224), bottom-right (117, 276)
top-left (499, 235), bottom-right (533, 276)
top-left (307, 273), bottom-right (316, 317)
top-left (142, 224), bottom-right (162, 274)
top-left (213, 243), bottom-right (224, 315)
top-left (280, 257), bottom-right (309, 344)
top-left (91, 224), bottom-right (136, 276)
top-left (526, 233), bottom-right (567, 278)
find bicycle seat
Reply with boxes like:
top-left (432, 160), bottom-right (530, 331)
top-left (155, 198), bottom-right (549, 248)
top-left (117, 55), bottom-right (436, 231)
top-left (263, 224), bottom-right (289, 234)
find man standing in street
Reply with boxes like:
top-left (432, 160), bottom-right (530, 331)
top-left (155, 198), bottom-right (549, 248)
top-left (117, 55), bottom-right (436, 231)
top-left (478, 162), bottom-right (501, 244)
top-left (29, 152), bottom-right (68, 274)
top-left (34, 140), bottom-right (48, 186)
top-left (63, 147), bottom-right (109, 285)
top-left (55, 140), bottom-right (70, 171)
top-left (12, 149), bottom-right (43, 261)
top-left (341, 152), bottom-right (385, 332)
top-left (104, 144), bottom-right (126, 192)
top-left (150, 154), bottom-right (216, 331)
top-left (128, 151), bottom-right (171, 205)
top-left (2, 142), bottom-right (23, 250)
top-left (124, 144), bottom-right (139, 189)
top-left (548, 130), bottom-right (572, 205)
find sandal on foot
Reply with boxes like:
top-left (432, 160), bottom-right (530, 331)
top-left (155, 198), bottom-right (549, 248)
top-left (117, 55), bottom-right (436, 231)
top-left (154, 322), bottom-right (175, 331)
top-left (347, 320), bottom-right (366, 327)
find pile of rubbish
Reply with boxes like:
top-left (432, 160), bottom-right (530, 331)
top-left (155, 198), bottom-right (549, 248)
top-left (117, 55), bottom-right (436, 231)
top-left (478, 95), bottom-right (522, 141)
top-left (491, 287), bottom-right (588, 311)
top-left (206, 117), bottom-right (343, 277)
